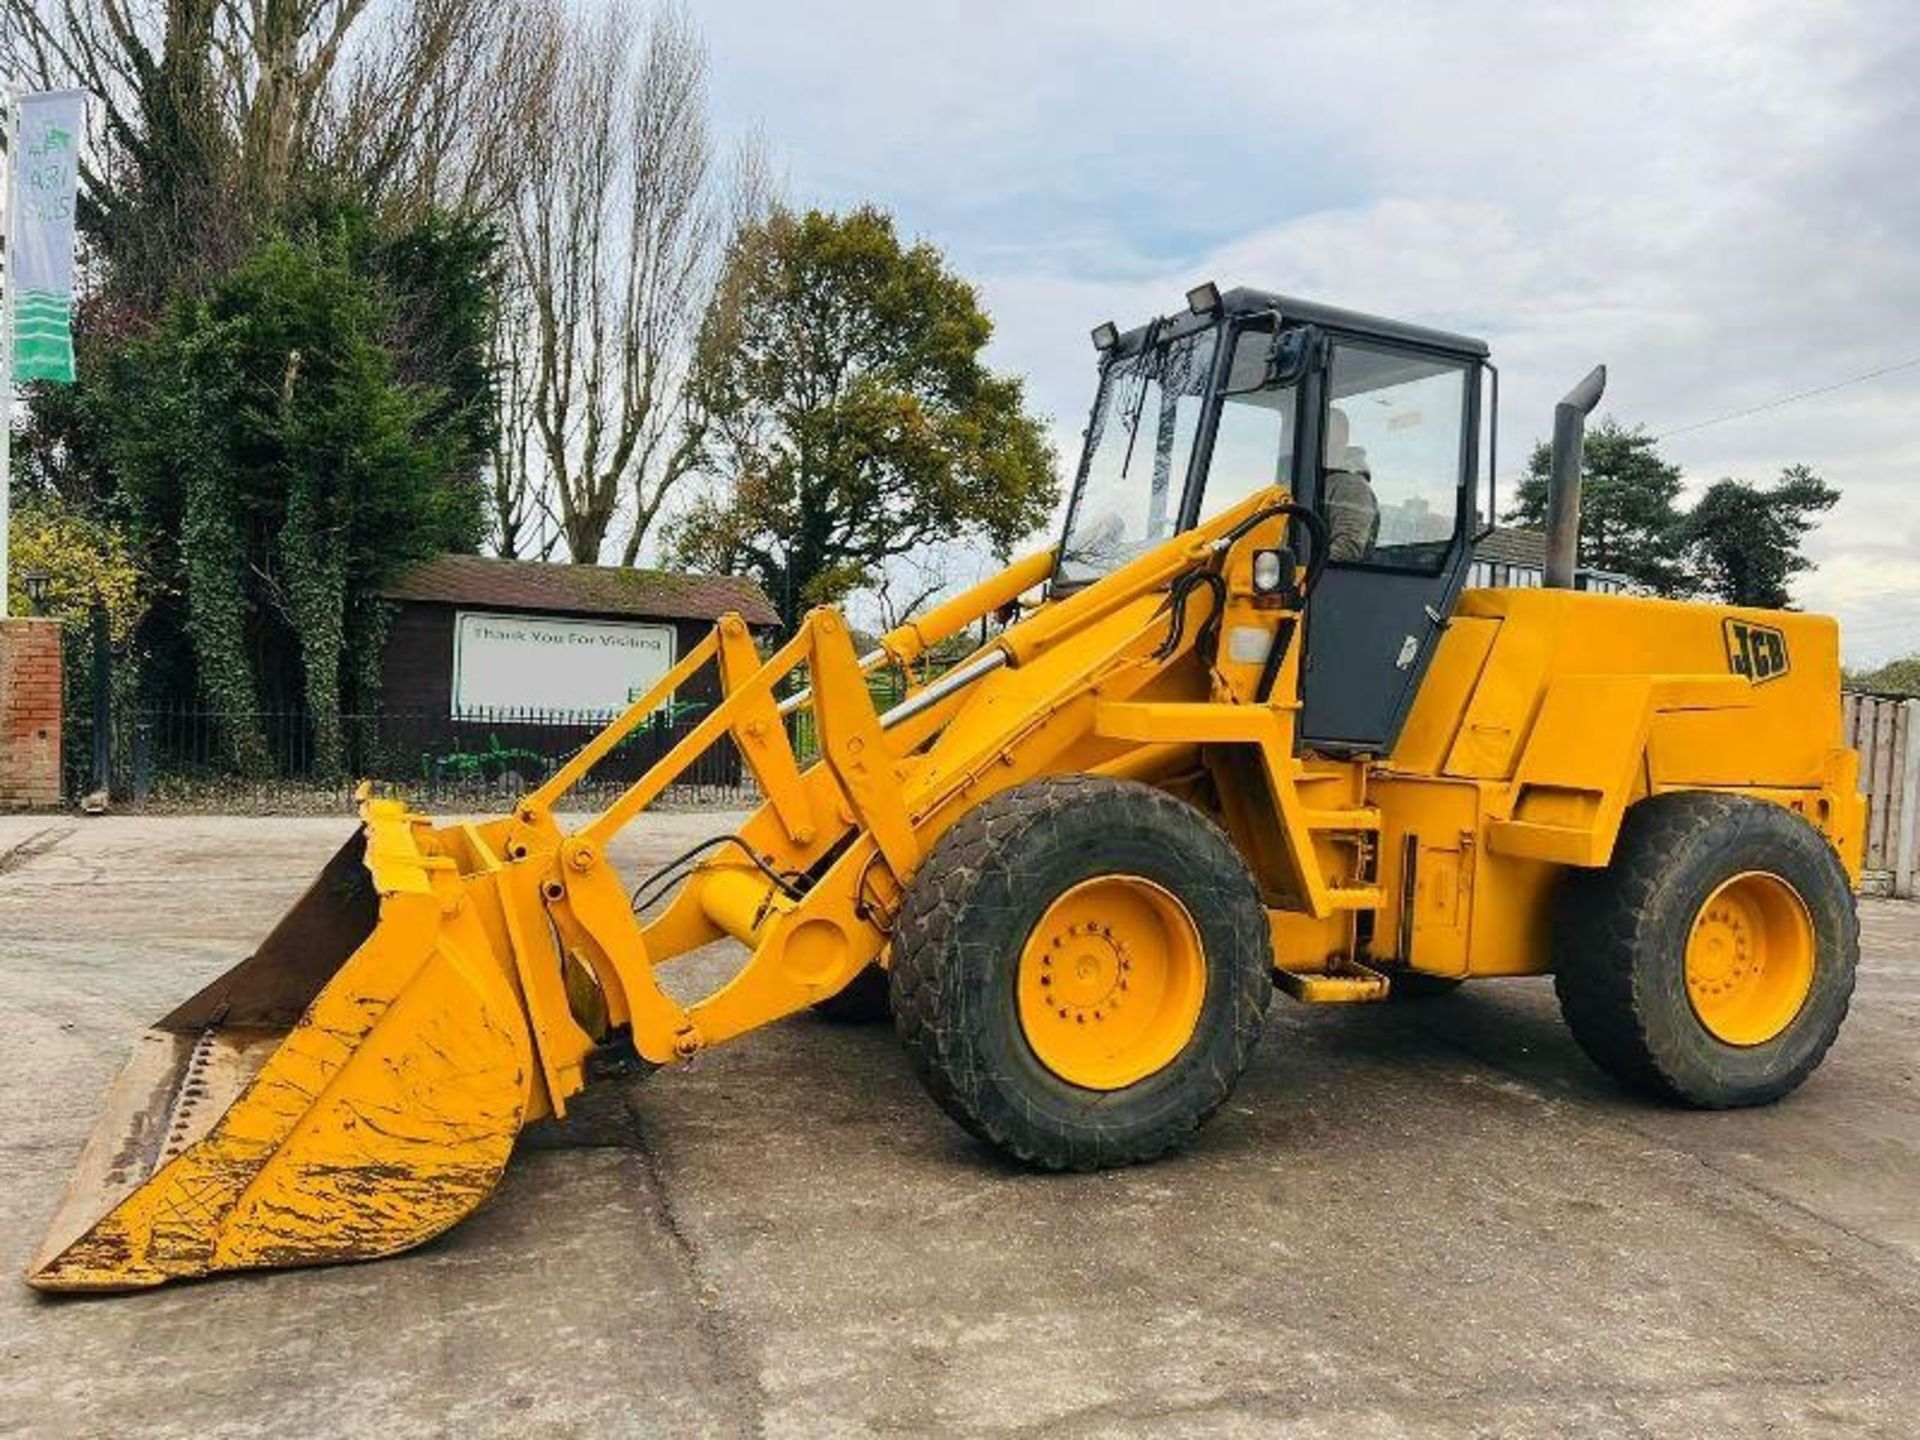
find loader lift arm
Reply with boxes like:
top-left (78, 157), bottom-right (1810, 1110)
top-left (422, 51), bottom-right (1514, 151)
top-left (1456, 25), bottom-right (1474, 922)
top-left (492, 490), bottom-right (1316, 1104)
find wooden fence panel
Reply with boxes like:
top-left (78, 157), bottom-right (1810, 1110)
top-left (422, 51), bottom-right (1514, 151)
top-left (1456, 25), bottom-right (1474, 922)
top-left (1845, 692), bottom-right (1918, 897)
top-left (1871, 700), bottom-right (1893, 872)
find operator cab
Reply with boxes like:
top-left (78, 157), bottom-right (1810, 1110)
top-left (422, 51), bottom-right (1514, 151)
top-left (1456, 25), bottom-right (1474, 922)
top-left (1053, 285), bottom-right (1492, 756)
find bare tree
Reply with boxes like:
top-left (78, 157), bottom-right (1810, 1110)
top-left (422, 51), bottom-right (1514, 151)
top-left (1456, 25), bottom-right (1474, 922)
top-left (4, 0), bottom-right (237, 297)
top-left (4, 0), bottom-right (367, 197)
top-left (1, 0), bottom-right (549, 255)
top-left (487, 278), bottom-right (557, 559)
top-left (509, 1), bottom-right (731, 565)
top-left (5, 0), bottom-right (567, 548)
top-left (3, 0), bottom-right (755, 572)
top-left (326, 0), bottom-right (562, 222)
top-left (871, 555), bottom-right (948, 635)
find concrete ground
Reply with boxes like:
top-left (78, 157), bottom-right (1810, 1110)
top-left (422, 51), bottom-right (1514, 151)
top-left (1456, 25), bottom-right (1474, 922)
top-left (0, 814), bottom-right (1917, 1439)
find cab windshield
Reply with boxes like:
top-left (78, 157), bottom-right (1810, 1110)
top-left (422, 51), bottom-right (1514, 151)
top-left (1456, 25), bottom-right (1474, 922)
top-left (1056, 325), bottom-right (1219, 585)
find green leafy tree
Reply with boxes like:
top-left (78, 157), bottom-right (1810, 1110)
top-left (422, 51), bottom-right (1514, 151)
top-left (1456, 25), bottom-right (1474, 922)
top-left (14, 197), bottom-right (499, 770)
top-left (1508, 420), bottom-right (1690, 594)
top-left (668, 206), bottom-right (1058, 628)
top-left (1680, 464), bottom-right (1838, 609)
top-left (4, 497), bottom-right (145, 644)
top-left (1846, 655), bottom-right (1920, 696)
top-left (5, 0), bottom-right (544, 304)
top-left (102, 218), bottom-right (487, 774)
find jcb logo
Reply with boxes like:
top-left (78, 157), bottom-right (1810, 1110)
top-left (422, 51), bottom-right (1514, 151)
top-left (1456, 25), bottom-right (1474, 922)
top-left (1725, 618), bottom-right (1789, 684)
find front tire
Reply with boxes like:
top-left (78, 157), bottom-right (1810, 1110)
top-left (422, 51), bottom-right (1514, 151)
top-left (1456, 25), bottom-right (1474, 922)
top-left (1554, 793), bottom-right (1857, 1107)
top-left (890, 776), bottom-right (1273, 1170)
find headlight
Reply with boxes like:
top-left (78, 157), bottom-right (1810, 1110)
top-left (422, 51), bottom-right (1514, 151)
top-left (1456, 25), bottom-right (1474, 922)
top-left (1252, 548), bottom-right (1287, 595)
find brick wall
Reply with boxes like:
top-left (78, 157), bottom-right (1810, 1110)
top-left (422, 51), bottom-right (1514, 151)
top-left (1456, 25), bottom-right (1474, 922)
top-left (0, 619), bottom-right (63, 809)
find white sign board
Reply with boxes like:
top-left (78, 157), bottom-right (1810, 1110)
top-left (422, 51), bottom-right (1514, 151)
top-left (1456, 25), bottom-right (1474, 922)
top-left (452, 611), bottom-right (676, 719)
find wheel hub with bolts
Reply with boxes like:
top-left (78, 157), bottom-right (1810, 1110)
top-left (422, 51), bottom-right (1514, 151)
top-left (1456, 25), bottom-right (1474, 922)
top-left (1016, 874), bottom-right (1208, 1091)
top-left (1040, 921), bottom-right (1132, 1023)
top-left (1687, 905), bottom-right (1755, 997)
top-left (1683, 870), bottom-right (1816, 1047)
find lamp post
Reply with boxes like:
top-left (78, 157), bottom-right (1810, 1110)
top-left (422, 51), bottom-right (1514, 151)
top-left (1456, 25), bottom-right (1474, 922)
top-left (21, 570), bottom-right (51, 616)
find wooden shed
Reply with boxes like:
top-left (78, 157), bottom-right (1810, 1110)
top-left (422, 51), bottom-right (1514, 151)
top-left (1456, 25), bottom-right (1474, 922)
top-left (378, 554), bottom-right (781, 721)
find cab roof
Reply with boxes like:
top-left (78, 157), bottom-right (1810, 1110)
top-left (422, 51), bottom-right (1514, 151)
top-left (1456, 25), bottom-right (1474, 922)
top-left (1108, 287), bottom-right (1490, 360)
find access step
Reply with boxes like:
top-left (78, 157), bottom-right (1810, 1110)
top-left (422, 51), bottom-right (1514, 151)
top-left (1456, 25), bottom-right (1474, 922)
top-left (1324, 884), bottom-right (1385, 911)
top-left (1274, 958), bottom-right (1391, 1004)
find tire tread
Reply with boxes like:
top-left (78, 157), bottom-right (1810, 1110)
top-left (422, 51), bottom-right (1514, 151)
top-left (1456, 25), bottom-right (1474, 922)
top-left (890, 776), bottom-right (1271, 1169)
top-left (1554, 792), bottom-right (1857, 1107)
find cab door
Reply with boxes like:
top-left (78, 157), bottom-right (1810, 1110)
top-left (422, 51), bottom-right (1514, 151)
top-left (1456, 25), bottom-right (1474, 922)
top-left (1298, 337), bottom-right (1480, 754)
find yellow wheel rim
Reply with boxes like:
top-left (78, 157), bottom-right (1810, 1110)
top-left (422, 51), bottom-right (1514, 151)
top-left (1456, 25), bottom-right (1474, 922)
top-left (1684, 871), bottom-right (1815, 1046)
top-left (1015, 875), bottom-right (1208, 1090)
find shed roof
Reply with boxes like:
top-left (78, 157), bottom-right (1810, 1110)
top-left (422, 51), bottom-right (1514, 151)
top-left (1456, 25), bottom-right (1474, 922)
top-left (1474, 525), bottom-right (1551, 567)
top-left (1472, 526), bottom-right (1634, 589)
top-left (380, 554), bottom-right (782, 628)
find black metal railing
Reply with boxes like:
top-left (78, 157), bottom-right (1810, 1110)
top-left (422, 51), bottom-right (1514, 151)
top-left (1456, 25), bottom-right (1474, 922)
top-left (60, 703), bottom-right (777, 814)
top-left (53, 657), bottom-right (945, 815)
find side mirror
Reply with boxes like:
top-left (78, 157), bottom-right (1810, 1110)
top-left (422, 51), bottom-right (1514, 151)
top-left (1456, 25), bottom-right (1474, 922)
top-left (1220, 319), bottom-right (1323, 396)
top-left (1268, 327), bottom-right (1319, 385)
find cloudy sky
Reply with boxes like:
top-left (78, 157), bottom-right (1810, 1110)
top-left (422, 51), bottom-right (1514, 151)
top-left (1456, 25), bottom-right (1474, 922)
top-left (700, 0), bottom-right (1920, 664)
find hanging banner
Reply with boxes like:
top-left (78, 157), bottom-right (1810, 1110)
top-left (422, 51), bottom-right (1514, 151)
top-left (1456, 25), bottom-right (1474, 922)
top-left (8, 90), bottom-right (87, 384)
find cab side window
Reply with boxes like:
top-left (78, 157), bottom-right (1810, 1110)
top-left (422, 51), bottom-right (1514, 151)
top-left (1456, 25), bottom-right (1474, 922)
top-left (1202, 327), bottom-right (1297, 519)
top-left (1323, 343), bottom-right (1468, 572)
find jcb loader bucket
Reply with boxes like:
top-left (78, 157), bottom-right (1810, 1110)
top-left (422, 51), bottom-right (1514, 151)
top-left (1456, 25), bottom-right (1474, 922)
top-left (27, 801), bottom-right (538, 1292)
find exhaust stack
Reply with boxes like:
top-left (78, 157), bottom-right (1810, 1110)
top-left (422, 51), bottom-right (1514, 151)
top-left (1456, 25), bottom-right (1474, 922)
top-left (1543, 365), bottom-right (1607, 589)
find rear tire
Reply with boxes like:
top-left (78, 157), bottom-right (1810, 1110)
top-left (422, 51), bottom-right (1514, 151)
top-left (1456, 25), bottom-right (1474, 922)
top-left (890, 776), bottom-right (1273, 1170)
top-left (1553, 793), bottom-right (1856, 1107)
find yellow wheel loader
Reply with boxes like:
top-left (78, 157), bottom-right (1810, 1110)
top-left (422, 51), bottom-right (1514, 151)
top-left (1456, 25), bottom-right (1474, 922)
top-left (29, 286), bottom-right (1865, 1292)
